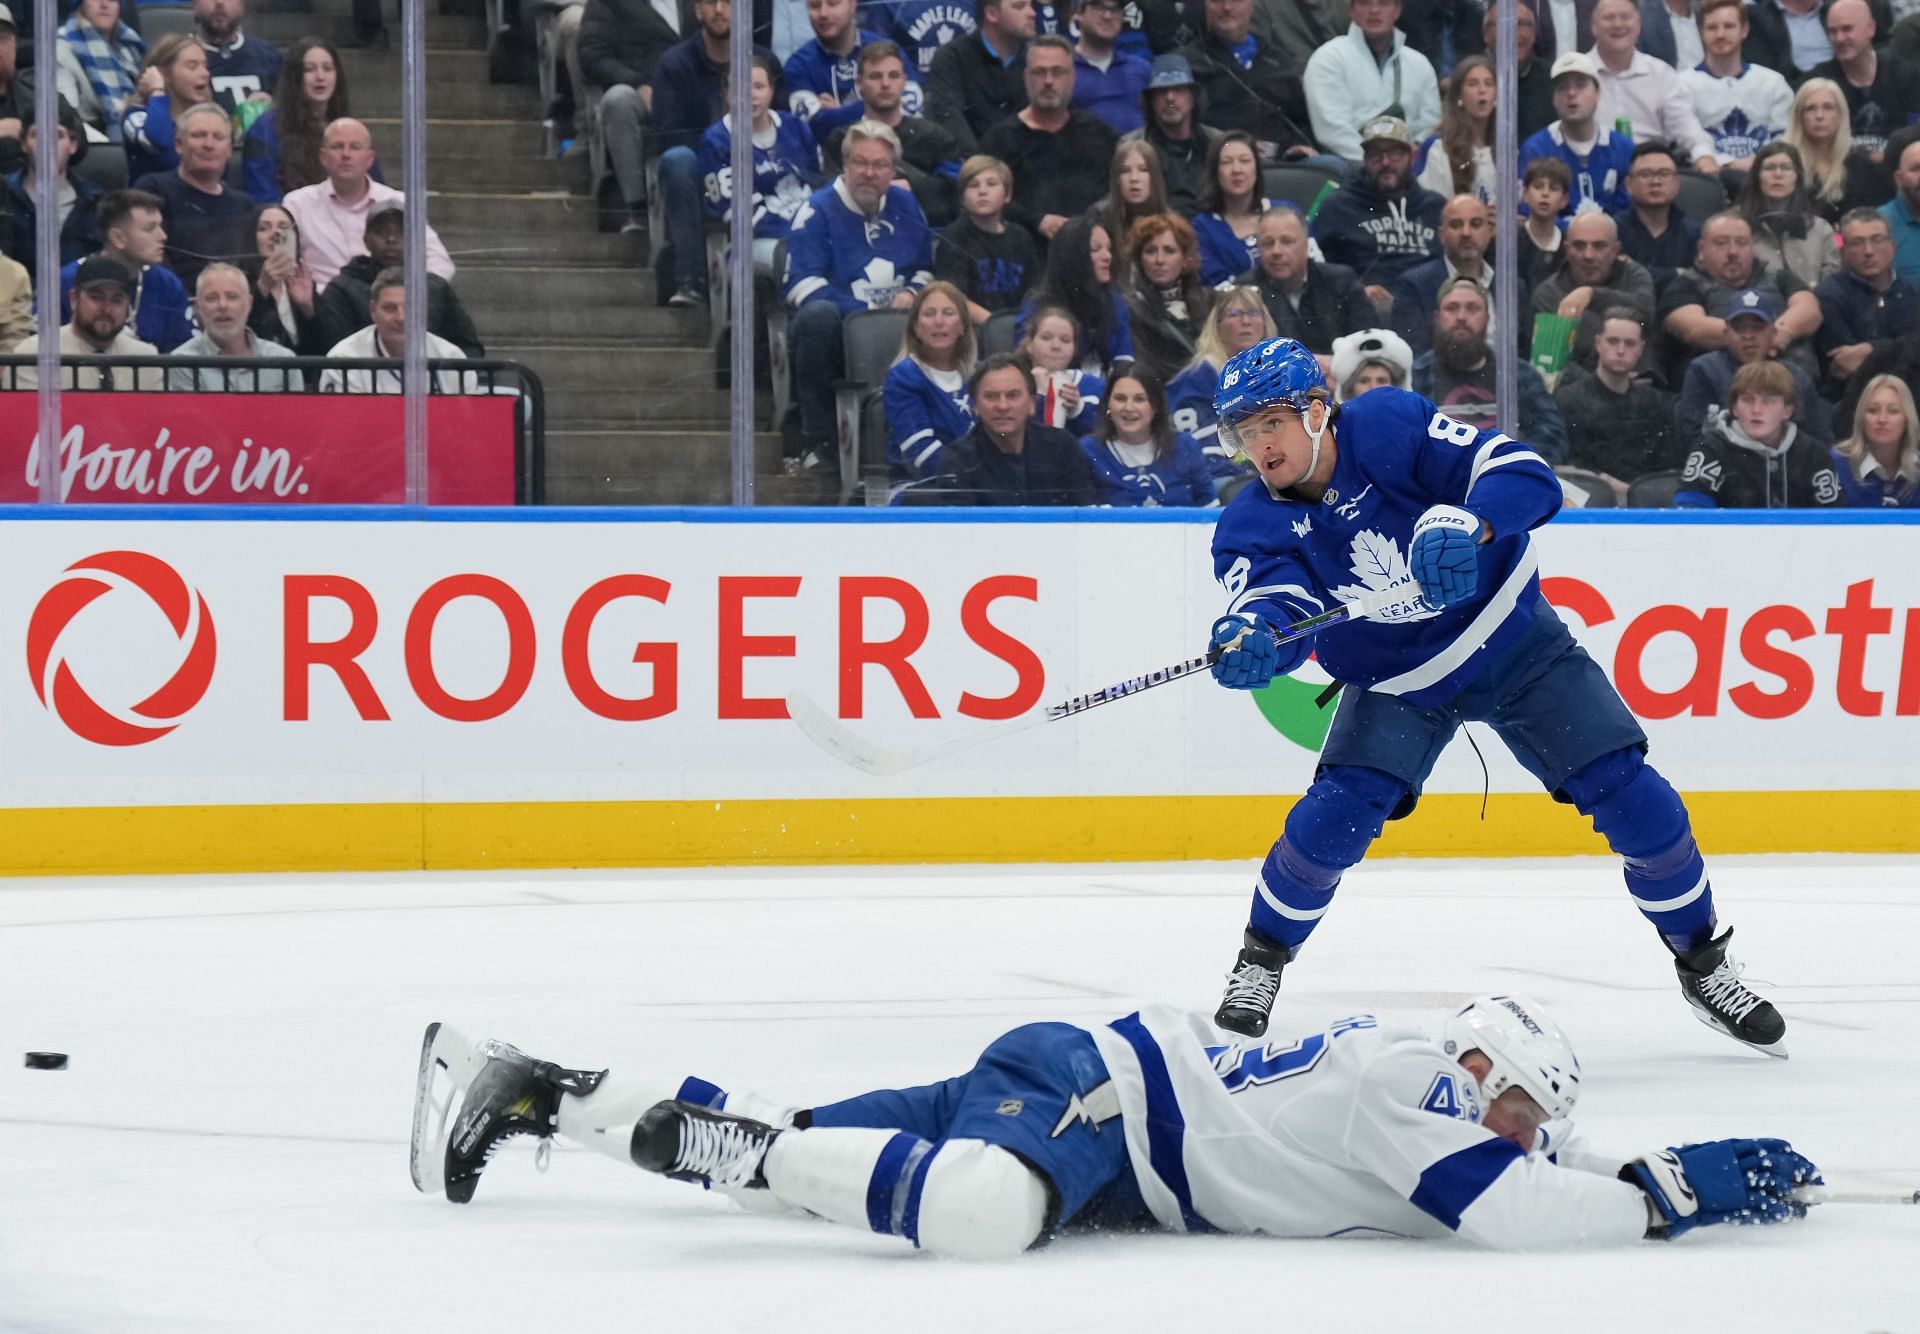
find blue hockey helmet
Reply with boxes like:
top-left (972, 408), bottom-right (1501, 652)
top-left (1213, 337), bottom-right (1328, 440)
top-left (1444, 994), bottom-right (1582, 1121)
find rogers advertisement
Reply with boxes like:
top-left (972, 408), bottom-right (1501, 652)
top-left (0, 393), bottom-right (520, 504)
top-left (0, 517), bottom-right (1915, 811)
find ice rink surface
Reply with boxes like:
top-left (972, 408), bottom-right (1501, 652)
top-left (3, 854), bottom-right (1917, 1333)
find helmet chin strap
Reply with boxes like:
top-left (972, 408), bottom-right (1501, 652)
top-left (1300, 397), bottom-right (1330, 484)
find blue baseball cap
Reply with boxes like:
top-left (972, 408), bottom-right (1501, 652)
top-left (1725, 288), bottom-right (1776, 324)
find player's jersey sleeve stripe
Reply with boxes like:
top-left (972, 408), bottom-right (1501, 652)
top-left (1108, 1011), bottom-right (1216, 1234)
top-left (787, 275), bottom-right (828, 305)
top-left (897, 1139), bottom-right (939, 1245)
top-left (1408, 1137), bottom-right (1525, 1231)
top-left (1230, 582), bottom-right (1325, 617)
top-left (1367, 542), bottom-right (1540, 697)
top-left (866, 1131), bottom-right (922, 1234)
top-left (1466, 433), bottom-right (1552, 491)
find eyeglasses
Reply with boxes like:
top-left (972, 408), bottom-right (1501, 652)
top-left (1842, 235), bottom-right (1894, 249)
top-left (1221, 305), bottom-right (1264, 319)
top-left (1628, 168), bottom-right (1677, 181)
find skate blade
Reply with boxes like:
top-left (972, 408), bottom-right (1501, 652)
top-left (410, 1021), bottom-right (480, 1197)
top-left (1687, 1005), bottom-right (1789, 1059)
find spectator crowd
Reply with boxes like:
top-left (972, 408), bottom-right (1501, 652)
top-left (544, 0), bottom-right (1920, 507)
top-left (3, 0), bottom-right (1916, 509)
top-left (0, 0), bottom-right (485, 391)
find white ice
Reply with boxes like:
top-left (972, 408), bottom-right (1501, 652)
top-left (3, 855), bottom-right (1916, 1333)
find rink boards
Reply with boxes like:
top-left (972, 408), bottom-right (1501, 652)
top-left (0, 507), bottom-right (1914, 874)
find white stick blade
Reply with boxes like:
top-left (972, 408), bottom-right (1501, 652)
top-left (785, 693), bottom-right (911, 776)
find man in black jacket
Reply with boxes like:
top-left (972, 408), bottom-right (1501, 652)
top-left (313, 200), bottom-right (485, 358)
top-left (926, 0), bottom-right (1035, 154)
top-left (1179, 0), bottom-right (1313, 161)
top-left (1121, 54), bottom-right (1221, 215)
top-left (1243, 204), bottom-right (1373, 361)
top-left (579, 0), bottom-right (697, 230)
top-left (978, 35), bottom-right (1118, 240)
top-left (939, 353), bottom-right (1096, 503)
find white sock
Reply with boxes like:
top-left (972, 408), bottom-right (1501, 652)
top-left (762, 1126), bottom-right (910, 1230)
top-left (556, 1072), bottom-right (684, 1166)
top-left (556, 1074), bottom-right (800, 1168)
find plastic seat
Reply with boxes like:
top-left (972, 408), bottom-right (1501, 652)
top-left (1262, 162), bottom-right (1342, 214)
top-left (833, 308), bottom-right (909, 501)
top-left (139, 6), bottom-right (196, 40)
top-left (979, 308), bottom-right (1019, 356)
top-left (1554, 466), bottom-right (1619, 508)
top-left (1671, 170), bottom-right (1729, 225)
top-left (74, 143), bottom-right (127, 194)
top-left (1626, 468), bottom-right (1686, 507)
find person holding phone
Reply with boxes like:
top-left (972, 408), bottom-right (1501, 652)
top-left (245, 203), bottom-right (324, 354)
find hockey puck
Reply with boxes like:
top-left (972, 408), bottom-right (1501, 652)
top-left (23, 1051), bottom-right (68, 1070)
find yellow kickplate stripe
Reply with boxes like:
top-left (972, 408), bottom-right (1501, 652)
top-left (0, 790), bottom-right (1911, 876)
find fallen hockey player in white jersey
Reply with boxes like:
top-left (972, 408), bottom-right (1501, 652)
top-left (410, 994), bottom-right (1820, 1259)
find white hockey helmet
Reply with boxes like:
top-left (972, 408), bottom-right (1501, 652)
top-left (1442, 994), bottom-right (1582, 1121)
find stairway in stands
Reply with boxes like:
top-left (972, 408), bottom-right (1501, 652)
top-left (257, 0), bottom-right (801, 504)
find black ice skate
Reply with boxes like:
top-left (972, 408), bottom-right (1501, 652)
top-left (1673, 929), bottom-right (1788, 1058)
top-left (409, 1022), bottom-right (607, 1203)
top-left (631, 1099), bottom-right (778, 1191)
top-left (1215, 929), bottom-right (1291, 1037)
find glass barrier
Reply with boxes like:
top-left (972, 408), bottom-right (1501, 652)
top-left (13, 0), bottom-right (1904, 511)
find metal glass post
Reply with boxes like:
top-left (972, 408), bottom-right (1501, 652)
top-left (1494, 0), bottom-right (1519, 429)
top-left (728, 0), bottom-right (755, 505)
top-left (402, 0), bottom-right (429, 504)
top-left (33, 0), bottom-right (60, 504)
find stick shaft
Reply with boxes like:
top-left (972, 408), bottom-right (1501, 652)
top-left (789, 587), bottom-right (1408, 775)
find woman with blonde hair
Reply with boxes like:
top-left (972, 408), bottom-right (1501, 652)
top-left (1416, 54), bottom-right (1495, 207)
top-left (119, 32), bottom-right (213, 180)
top-left (1784, 78), bottom-right (1887, 220)
top-left (883, 280), bottom-right (979, 485)
top-left (1167, 284), bottom-right (1275, 489)
top-left (1832, 373), bottom-right (1920, 507)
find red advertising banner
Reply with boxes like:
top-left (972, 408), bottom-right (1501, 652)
top-left (0, 393), bottom-right (520, 505)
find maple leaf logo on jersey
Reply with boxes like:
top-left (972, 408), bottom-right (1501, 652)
top-left (852, 256), bottom-right (903, 308)
top-left (1328, 530), bottom-right (1439, 623)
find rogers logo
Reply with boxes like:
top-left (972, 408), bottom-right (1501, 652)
top-left (27, 551), bottom-right (217, 746)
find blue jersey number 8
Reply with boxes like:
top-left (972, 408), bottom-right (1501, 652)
top-left (1427, 412), bottom-right (1477, 447)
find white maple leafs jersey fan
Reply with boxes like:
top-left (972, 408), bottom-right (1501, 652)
top-left (1210, 386), bottom-right (1561, 708)
top-left (1087, 1006), bottom-right (1651, 1247)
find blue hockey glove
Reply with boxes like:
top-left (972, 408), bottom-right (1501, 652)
top-left (1209, 613), bottom-right (1282, 690)
top-left (1408, 505), bottom-right (1484, 608)
top-left (1623, 1138), bottom-right (1823, 1240)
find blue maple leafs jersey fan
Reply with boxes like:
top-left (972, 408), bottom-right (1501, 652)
top-left (784, 31), bottom-right (926, 122)
top-left (1210, 386), bottom-right (1561, 707)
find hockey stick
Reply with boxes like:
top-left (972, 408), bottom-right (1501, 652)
top-left (1791, 1184), bottom-right (1920, 1207)
top-left (786, 586), bottom-right (1414, 777)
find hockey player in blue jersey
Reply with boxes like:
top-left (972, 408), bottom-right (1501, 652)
top-left (1202, 337), bottom-right (1788, 1057)
top-left (411, 995), bottom-right (1820, 1257)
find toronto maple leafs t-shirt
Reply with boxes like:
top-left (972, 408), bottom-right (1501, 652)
top-left (1210, 386), bottom-right (1562, 706)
